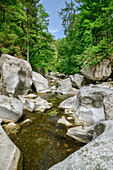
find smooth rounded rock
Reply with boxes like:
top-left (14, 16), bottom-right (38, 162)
top-left (0, 125), bottom-right (20, 170)
top-left (1, 54), bottom-right (32, 97)
top-left (49, 120), bottom-right (113, 170)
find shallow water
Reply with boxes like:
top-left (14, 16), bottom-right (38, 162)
top-left (9, 93), bottom-right (84, 170)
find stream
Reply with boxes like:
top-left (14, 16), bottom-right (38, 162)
top-left (9, 93), bottom-right (84, 170)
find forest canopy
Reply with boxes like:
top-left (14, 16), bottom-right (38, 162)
top-left (0, 0), bottom-right (56, 72)
top-left (57, 0), bottom-right (113, 74)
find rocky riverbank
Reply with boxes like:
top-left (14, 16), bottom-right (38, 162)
top-left (0, 53), bottom-right (113, 169)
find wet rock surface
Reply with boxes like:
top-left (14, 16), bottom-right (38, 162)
top-left (49, 120), bottom-right (113, 170)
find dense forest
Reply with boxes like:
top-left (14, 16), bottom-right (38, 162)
top-left (0, 0), bottom-right (113, 74)
top-left (0, 0), bottom-right (56, 72)
top-left (57, 0), bottom-right (113, 74)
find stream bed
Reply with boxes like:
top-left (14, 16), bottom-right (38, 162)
top-left (9, 93), bottom-right (84, 170)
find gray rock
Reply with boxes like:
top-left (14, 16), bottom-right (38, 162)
top-left (60, 85), bottom-right (113, 127)
top-left (59, 96), bottom-right (77, 110)
top-left (32, 71), bottom-right (50, 93)
top-left (20, 93), bottom-right (38, 99)
top-left (50, 86), bottom-right (57, 94)
top-left (0, 95), bottom-right (23, 122)
top-left (18, 95), bottom-right (52, 112)
top-left (59, 96), bottom-right (77, 121)
top-left (0, 79), bottom-right (2, 90)
top-left (81, 59), bottom-right (112, 81)
top-left (70, 74), bottom-right (88, 89)
top-left (103, 92), bottom-right (113, 120)
top-left (66, 125), bottom-right (94, 143)
top-left (57, 116), bottom-right (74, 127)
top-left (56, 73), bottom-right (66, 79)
top-left (0, 125), bottom-right (20, 170)
top-left (0, 118), bottom-right (3, 124)
top-left (1, 54), bottom-right (32, 97)
top-left (49, 120), bottom-right (113, 170)
top-left (56, 78), bottom-right (74, 95)
top-left (72, 88), bottom-right (79, 95)
top-left (97, 81), bottom-right (113, 89)
top-left (74, 85), bottom-right (113, 126)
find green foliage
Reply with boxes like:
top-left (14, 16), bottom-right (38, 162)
top-left (56, 0), bottom-right (113, 75)
top-left (0, 0), bottom-right (55, 73)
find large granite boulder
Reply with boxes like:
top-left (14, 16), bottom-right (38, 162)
top-left (49, 120), bottom-right (113, 170)
top-left (58, 96), bottom-right (77, 121)
top-left (58, 85), bottom-right (113, 127)
top-left (18, 95), bottom-right (52, 112)
top-left (81, 59), bottom-right (112, 81)
top-left (1, 54), bottom-right (32, 97)
top-left (32, 71), bottom-right (50, 93)
top-left (103, 92), bottom-right (113, 120)
top-left (0, 125), bottom-right (20, 170)
top-left (74, 85), bottom-right (113, 126)
top-left (55, 78), bottom-right (74, 95)
top-left (0, 95), bottom-right (23, 122)
top-left (69, 74), bottom-right (89, 89)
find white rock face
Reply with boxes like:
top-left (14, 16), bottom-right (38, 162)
top-left (59, 85), bottom-right (113, 127)
top-left (70, 74), bottom-right (87, 89)
top-left (0, 125), bottom-right (20, 170)
top-left (57, 116), bottom-right (74, 127)
top-left (1, 54), bottom-right (32, 97)
top-left (20, 93), bottom-right (38, 99)
top-left (0, 95), bottom-right (23, 122)
top-left (81, 59), bottom-right (112, 81)
top-left (32, 71), bottom-right (50, 93)
top-left (74, 85), bottom-right (113, 126)
top-left (59, 96), bottom-right (77, 110)
top-left (98, 81), bottom-right (113, 89)
top-left (56, 78), bottom-right (74, 95)
top-left (66, 125), bottom-right (94, 143)
top-left (49, 120), bottom-right (113, 170)
top-left (18, 95), bottom-right (52, 112)
top-left (103, 92), bottom-right (113, 120)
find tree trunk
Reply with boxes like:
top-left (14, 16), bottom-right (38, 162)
top-left (27, 8), bottom-right (29, 62)
top-left (27, 31), bottom-right (29, 62)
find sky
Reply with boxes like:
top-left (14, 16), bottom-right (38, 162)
top-left (40, 0), bottom-right (71, 39)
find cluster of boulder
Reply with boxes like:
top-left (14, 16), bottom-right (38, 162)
top-left (0, 54), bottom-right (53, 170)
top-left (49, 60), bottom-right (113, 169)
top-left (0, 53), bottom-right (113, 170)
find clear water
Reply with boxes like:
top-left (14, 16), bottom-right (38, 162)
top-left (9, 93), bottom-right (84, 170)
